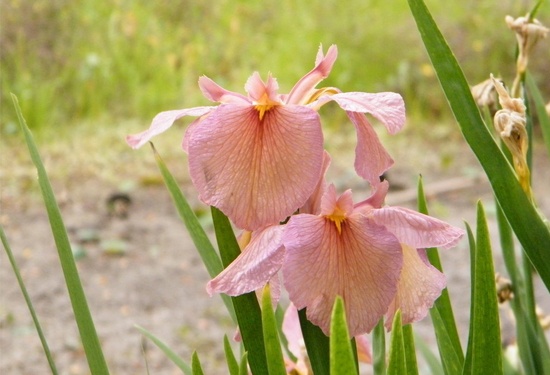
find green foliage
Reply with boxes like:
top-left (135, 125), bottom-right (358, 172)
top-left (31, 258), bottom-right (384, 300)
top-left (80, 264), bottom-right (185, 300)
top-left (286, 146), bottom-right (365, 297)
top-left (407, 0), bottom-right (550, 292)
top-left (223, 335), bottom-right (239, 375)
top-left (372, 320), bottom-right (386, 375)
top-left (2, 0), bottom-right (539, 132)
top-left (260, 285), bottom-right (287, 375)
top-left (463, 203), bottom-right (502, 375)
top-left (136, 325), bottom-right (192, 375)
top-left (0, 226), bottom-right (59, 375)
top-left (387, 311), bottom-right (406, 375)
top-left (298, 308), bottom-right (331, 375)
top-left (11, 94), bottom-right (110, 374)
top-left (329, 297), bottom-right (358, 375)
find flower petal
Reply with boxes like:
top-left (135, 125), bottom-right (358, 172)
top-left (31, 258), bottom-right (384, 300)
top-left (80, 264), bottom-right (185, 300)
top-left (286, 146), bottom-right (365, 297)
top-left (126, 107), bottom-right (215, 149)
top-left (206, 225), bottom-right (285, 296)
top-left (286, 45), bottom-right (338, 105)
top-left (356, 180), bottom-right (390, 211)
top-left (188, 104), bottom-right (324, 230)
top-left (321, 91), bottom-right (406, 134)
top-left (370, 206), bottom-right (464, 249)
top-left (199, 76), bottom-right (250, 104)
top-left (385, 246), bottom-right (446, 329)
top-left (282, 213), bottom-right (402, 337)
top-left (245, 72), bottom-right (282, 104)
top-left (299, 151), bottom-right (331, 215)
top-left (347, 111), bottom-right (395, 185)
top-left (282, 303), bottom-right (305, 361)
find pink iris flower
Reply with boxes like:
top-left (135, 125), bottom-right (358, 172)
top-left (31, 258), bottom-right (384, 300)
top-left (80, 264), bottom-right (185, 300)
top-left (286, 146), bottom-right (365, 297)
top-left (208, 168), bottom-right (463, 338)
top-left (126, 45), bottom-right (405, 231)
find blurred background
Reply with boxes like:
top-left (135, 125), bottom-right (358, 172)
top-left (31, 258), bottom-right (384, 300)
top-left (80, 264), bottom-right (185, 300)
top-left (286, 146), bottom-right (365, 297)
top-left (1, 0), bottom-right (549, 374)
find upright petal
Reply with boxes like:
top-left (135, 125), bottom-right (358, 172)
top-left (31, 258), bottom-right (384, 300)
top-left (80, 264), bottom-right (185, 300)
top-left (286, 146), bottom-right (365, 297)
top-left (347, 111), bottom-right (395, 185)
top-left (188, 104), bottom-right (324, 230)
top-left (126, 107), bottom-right (215, 149)
top-left (199, 76), bottom-right (250, 104)
top-left (286, 45), bottom-right (338, 105)
top-left (282, 213), bottom-right (403, 337)
top-left (385, 246), bottom-right (446, 329)
top-left (370, 207), bottom-right (464, 249)
top-left (206, 225), bottom-right (285, 296)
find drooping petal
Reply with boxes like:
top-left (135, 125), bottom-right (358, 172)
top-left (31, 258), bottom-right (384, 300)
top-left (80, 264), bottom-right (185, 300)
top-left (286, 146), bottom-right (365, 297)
top-left (318, 91), bottom-right (406, 134)
top-left (355, 180), bottom-right (390, 212)
top-left (282, 213), bottom-right (403, 337)
top-left (206, 225), bottom-right (285, 296)
top-left (199, 76), bottom-right (250, 104)
top-left (385, 246), bottom-right (446, 329)
top-left (347, 111), bottom-right (395, 185)
top-left (188, 104), bottom-right (324, 230)
top-left (299, 151), bottom-right (331, 215)
top-left (126, 107), bottom-right (215, 149)
top-left (370, 206), bottom-right (464, 249)
top-left (286, 45), bottom-right (338, 105)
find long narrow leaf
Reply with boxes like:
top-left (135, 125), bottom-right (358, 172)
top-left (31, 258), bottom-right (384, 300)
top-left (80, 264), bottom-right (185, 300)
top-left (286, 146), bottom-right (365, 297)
top-left (135, 325), bottom-right (192, 375)
top-left (152, 144), bottom-right (236, 322)
top-left (298, 308), bottom-right (330, 375)
top-left (525, 72), bottom-right (550, 158)
top-left (403, 325), bottom-right (419, 375)
top-left (224, 335), bottom-right (239, 375)
top-left (329, 297), bottom-right (357, 375)
top-left (261, 285), bottom-right (286, 375)
top-left (11, 94), bottom-right (110, 374)
top-left (211, 207), bottom-right (268, 375)
top-left (372, 319), bottom-right (386, 375)
top-left (1, 226), bottom-right (59, 374)
top-left (463, 202), bottom-right (502, 375)
top-left (418, 177), bottom-right (464, 368)
top-left (191, 352), bottom-right (205, 375)
top-left (416, 334), bottom-right (444, 375)
top-left (406, 0), bottom-right (550, 291)
top-left (387, 311), bottom-right (406, 375)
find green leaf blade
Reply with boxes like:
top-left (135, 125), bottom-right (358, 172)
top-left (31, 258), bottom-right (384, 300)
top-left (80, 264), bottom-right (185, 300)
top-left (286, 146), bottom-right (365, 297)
top-left (387, 311), bottom-right (406, 375)
top-left (261, 285), bottom-right (286, 375)
top-left (329, 297), bottom-right (357, 375)
top-left (406, 0), bottom-right (550, 292)
top-left (11, 93), bottom-right (110, 375)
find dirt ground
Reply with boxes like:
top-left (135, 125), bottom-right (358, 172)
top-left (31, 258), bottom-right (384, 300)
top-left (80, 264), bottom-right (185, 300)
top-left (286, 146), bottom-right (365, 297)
top-left (1, 123), bottom-right (549, 374)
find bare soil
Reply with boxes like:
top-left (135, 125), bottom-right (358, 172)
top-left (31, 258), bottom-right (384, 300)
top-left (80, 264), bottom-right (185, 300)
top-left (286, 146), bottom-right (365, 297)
top-left (1, 124), bottom-right (549, 374)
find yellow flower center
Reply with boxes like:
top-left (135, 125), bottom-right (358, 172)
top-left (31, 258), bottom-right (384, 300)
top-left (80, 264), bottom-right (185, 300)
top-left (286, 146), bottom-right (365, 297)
top-left (326, 207), bottom-right (347, 234)
top-left (254, 92), bottom-right (279, 120)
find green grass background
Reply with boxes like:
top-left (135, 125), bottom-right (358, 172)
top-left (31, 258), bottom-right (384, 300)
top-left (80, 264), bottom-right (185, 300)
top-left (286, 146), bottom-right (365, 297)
top-left (2, 0), bottom-right (548, 133)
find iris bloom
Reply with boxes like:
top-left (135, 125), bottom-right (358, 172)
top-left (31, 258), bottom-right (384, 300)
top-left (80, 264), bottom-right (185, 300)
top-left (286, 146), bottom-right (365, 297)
top-left (126, 45), bottom-right (405, 231)
top-left (208, 171), bottom-right (463, 337)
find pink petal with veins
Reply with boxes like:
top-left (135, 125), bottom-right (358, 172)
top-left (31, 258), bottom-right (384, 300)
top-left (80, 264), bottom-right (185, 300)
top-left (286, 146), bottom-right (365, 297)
top-left (282, 212), bottom-right (402, 337)
top-left (206, 225), bottom-right (285, 296)
top-left (199, 76), bottom-right (250, 104)
top-left (385, 246), bottom-right (446, 329)
top-left (188, 104), bottom-right (324, 230)
top-left (370, 207), bottom-right (464, 249)
top-left (347, 111), bottom-right (395, 185)
top-left (126, 107), bottom-right (215, 149)
top-left (321, 91), bottom-right (406, 134)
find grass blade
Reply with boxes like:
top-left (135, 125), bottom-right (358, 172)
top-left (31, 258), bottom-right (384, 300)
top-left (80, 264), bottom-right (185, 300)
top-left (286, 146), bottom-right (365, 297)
top-left (191, 352), bottom-right (205, 375)
top-left (416, 334), bottom-right (444, 375)
top-left (372, 319), bottom-right (386, 375)
top-left (298, 308), bottom-right (330, 375)
top-left (1, 226), bottom-right (59, 375)
top-left (387, 311), bottom-right (406, 375)
top-left (135, 325), bottom-right (192, 375)
top-left (463, 202), bottom-right (502, 375)
top-left (418, 177), bottom-right (464, 372)
top-left (152, 144), bottom-right (236, 322)
top-left (211, 207), bottom-right (268, 375)
top-left (224, 335), bottom-right (239, 375)
top-left (11, 93), bottom-right (110, 374)
top-left (329, 297), bottom-right (358, 375)
top-left (526, 72), bottom-right (550, 157)
top-left (406, 0), bottom-right (550, 291)
top-left (403, 324), bottom-right (419, 375)
top-left (260, 285), bottom-right (286, 375)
